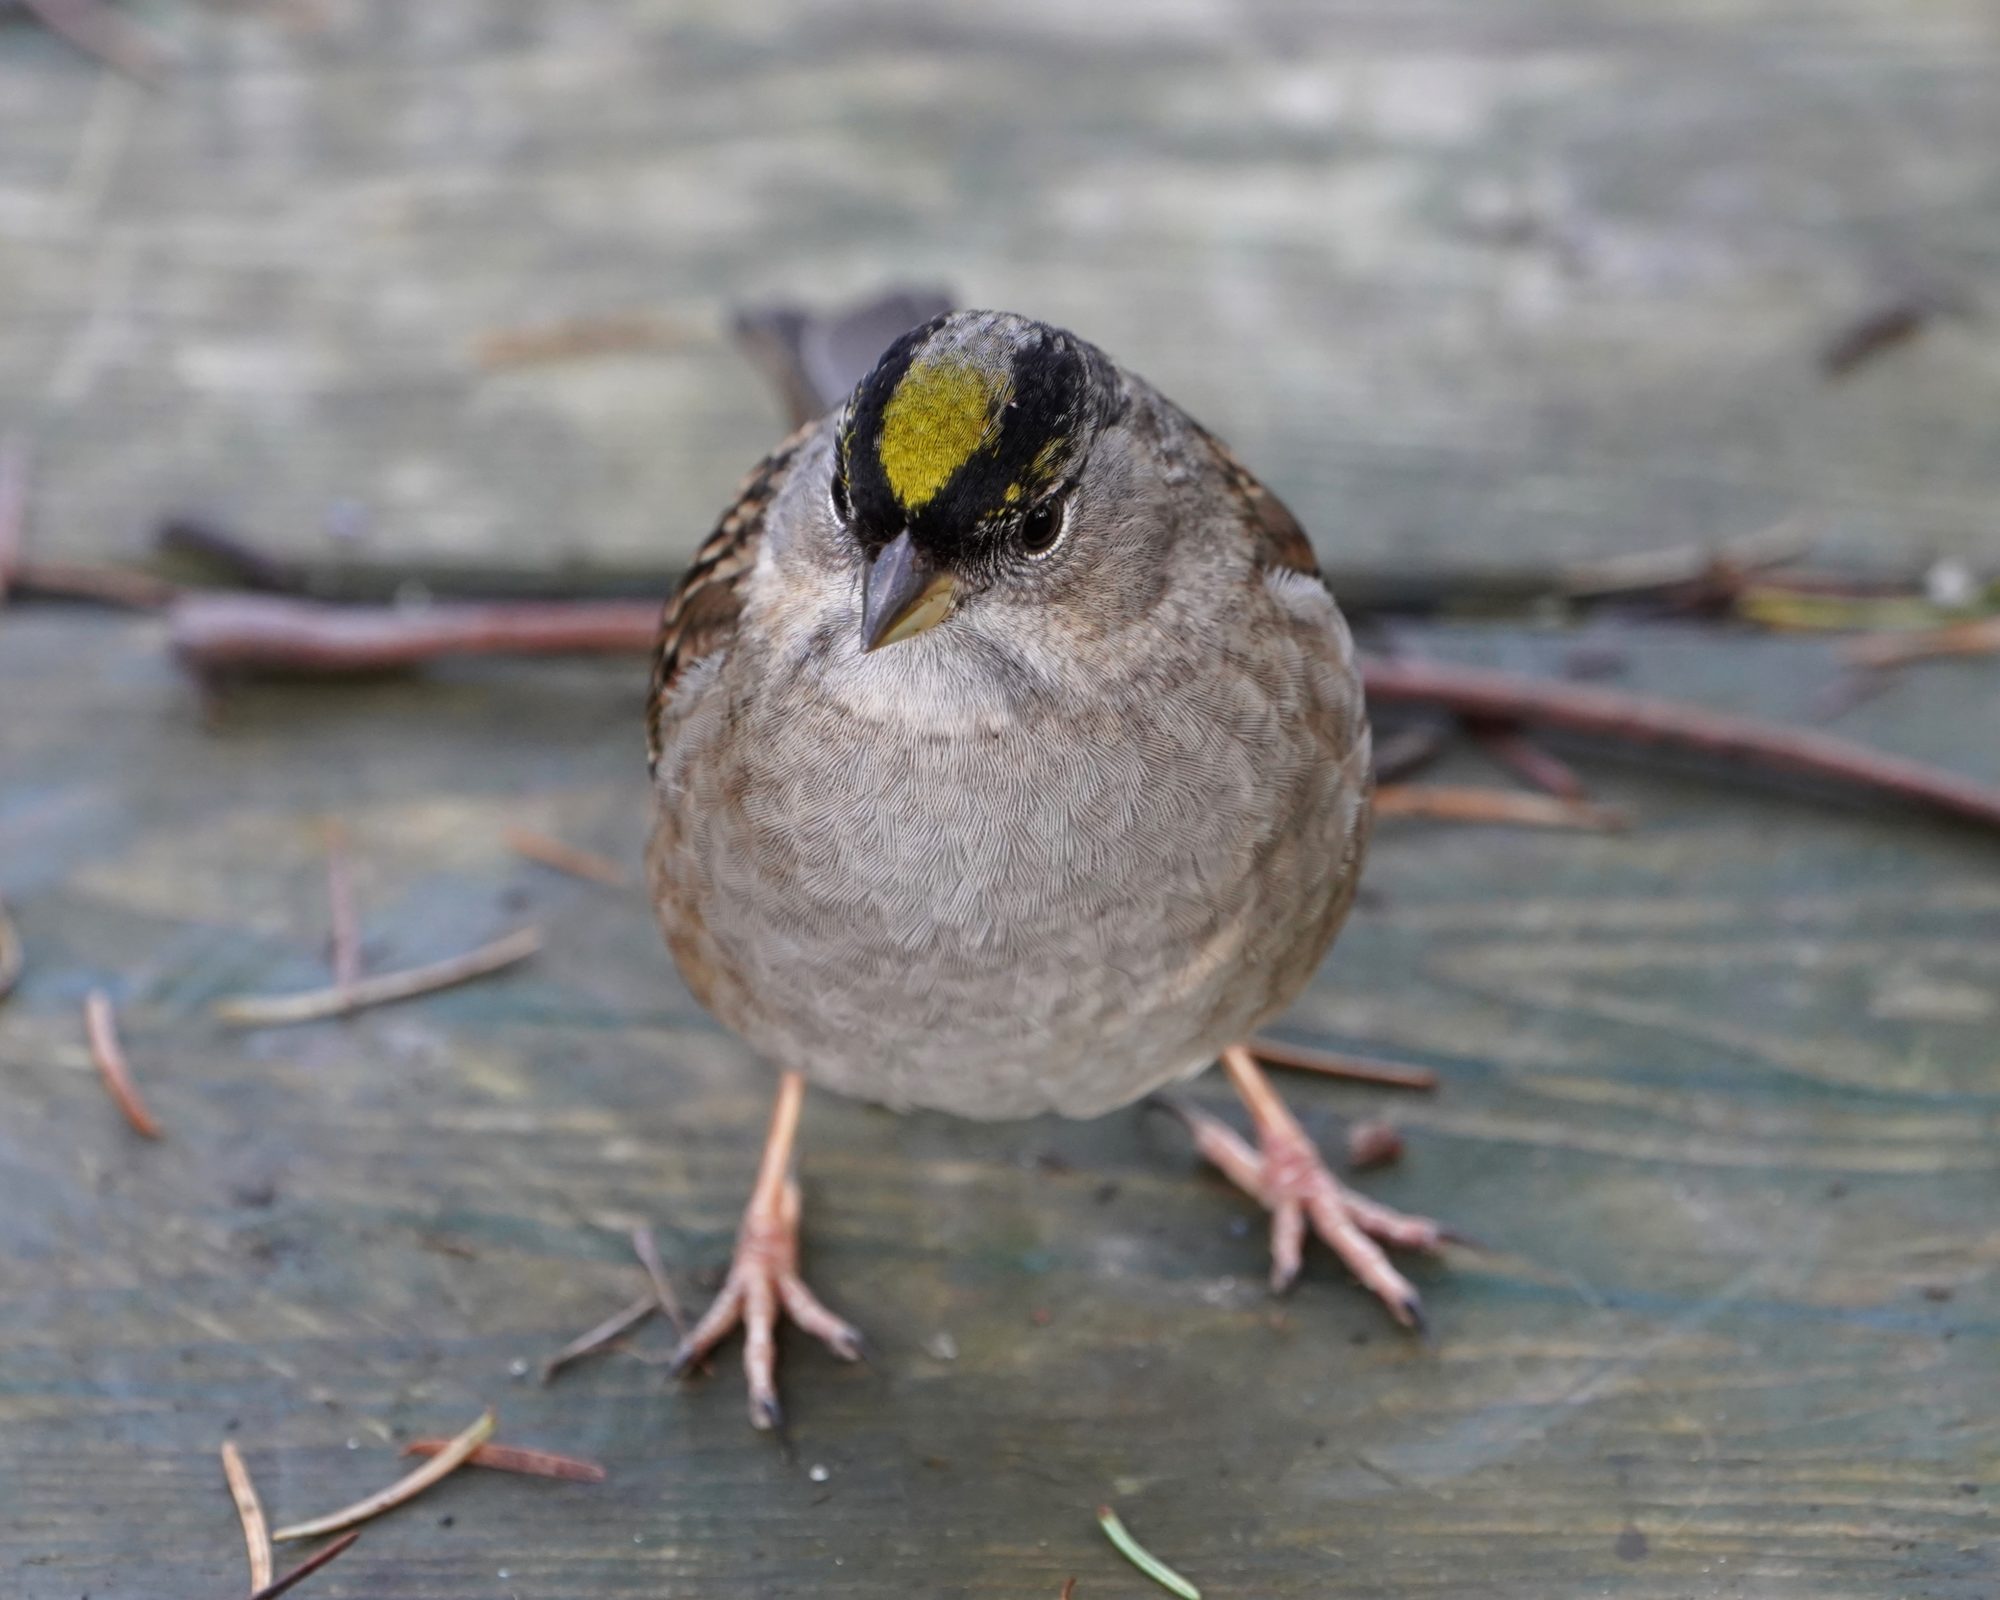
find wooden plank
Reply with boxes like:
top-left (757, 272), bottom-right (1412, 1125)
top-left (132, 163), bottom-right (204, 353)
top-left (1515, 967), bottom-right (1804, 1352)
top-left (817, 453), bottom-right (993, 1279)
top-left (0, 611), bottom-right (1994, 1596)
top-left (2, 3), bottom-right (1998, 594)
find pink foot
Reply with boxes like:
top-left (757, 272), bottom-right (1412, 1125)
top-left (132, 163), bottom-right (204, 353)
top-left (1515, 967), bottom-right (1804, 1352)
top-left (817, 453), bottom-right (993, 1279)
top-left (1166, 1044), bottom-right (1450, 1330)
top-left (669, 1174), bottom-right (862, 1430)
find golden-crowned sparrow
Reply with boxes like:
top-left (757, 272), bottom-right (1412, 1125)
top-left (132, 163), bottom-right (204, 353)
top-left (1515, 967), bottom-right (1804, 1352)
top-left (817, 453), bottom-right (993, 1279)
top-left (646, 310), bottom-right (1445, 1427)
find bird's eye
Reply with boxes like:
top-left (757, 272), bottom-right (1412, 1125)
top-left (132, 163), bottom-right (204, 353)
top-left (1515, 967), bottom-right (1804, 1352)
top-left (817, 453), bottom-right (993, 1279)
top-left (828, 467), bottom-right (852, 525)
top-left (1019, 493), bottom-right (1068, 558)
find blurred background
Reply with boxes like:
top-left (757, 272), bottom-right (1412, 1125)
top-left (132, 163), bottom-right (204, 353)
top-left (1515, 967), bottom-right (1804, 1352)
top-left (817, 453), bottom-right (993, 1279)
top-left (5, 0), bottom-right (1996, 601)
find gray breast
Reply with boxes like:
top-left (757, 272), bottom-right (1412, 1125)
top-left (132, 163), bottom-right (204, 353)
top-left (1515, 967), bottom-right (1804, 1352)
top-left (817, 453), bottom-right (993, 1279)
top-left (649, 605), bottom-right (1369, 1120)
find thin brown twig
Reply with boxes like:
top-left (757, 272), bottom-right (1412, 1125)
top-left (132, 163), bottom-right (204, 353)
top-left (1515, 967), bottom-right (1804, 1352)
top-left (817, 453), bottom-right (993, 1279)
top-left (221, 1441), bottom-right (275, 1592)
top-left (17, 0), bottom-right (172, 84)
top-left (1846, 616), bottom-right (2000, 669)
top-left (631, 1225), bottom-right (690, 1339)
top-left (400, 1439), bottom-right (607, 1484)
top-left (155, 593), bottom-right (2000, 834)
top-left (1369, 724), bottom-right (1448, 785)
top-left (170, 595), bottom-right (661, 674)
top-left (323, 820), bottom-right (362, 995)
top-left (1248, 1037), bottom-right (1438, 1092)
top-left (1559, 517), bottom-right (1811, 600)
top-left (84, 990), bottom-right (163, 1138)
top-left (214, 927), bottom-right (541, 1027)
top-left (1464, 722), bottom-right (1588, 800)
top-left (504, 826), bottom-right (631, 889)
top-left (539, 1293), bottom-right (658, 1384)
top-left (9, 558), bottom-right (180, 609)
top-left (1374, 784), bottom-right (1629, 832)
top-left (273, 1408), bottom-right (496, 1542)
top-left (0, 896), bottom-right (21, 1003)
top-left (243, 1529), bottom-right (360, 1600)
top-left (1361, 656), bottom-right (2000, 833)
top-left (1060, 1581), bottom-right (1077, 1600)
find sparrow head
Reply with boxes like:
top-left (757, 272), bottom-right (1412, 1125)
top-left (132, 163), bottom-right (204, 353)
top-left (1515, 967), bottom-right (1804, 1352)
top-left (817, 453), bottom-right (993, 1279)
top-left (833, 310), bottom-right (1122, 649)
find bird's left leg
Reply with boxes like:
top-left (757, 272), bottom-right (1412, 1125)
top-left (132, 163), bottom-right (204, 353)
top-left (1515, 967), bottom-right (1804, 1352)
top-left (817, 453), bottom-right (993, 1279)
top-left (1169, 1044), bottom-right (1447, 1330)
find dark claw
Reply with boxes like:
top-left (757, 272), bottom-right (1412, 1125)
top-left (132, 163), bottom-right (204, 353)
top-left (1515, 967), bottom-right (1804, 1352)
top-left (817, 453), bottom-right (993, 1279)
top-left (1142, 1093), bottom-right (1199, 1131)
top-left (833, 1328), bottom-right (866, 1362)
top-left (753, 1394), bottom-right (785, 1434)
top-left (1398, 1295), bottom-right (1429, 1339)
top-left (1437, 1225), bottom-right (1487, 1251)
top-left (667, 1342), bottom-right (701, 1381)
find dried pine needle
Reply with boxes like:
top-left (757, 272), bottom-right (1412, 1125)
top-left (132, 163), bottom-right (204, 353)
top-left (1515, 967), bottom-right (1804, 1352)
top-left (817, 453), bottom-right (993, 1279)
top-left (1373, 784), bottom-right (1628, 832)
top-left (221, 1440), bottom-right (275, 1590)
top-left (1466, 723), bottom-right (1588, 801)
top-left (632, 1224), bottom-right (689, 1338)
top-left (84, 990), bottom-right (163, 1138)
top-left (245, 1529), bottom-right (360, 1600)
top-left (215, 928), bottom-right (541, 1027)
top-left (1248, 1036), bottom-right (1437, 1092)
top-left (323, 819), bottom-right (362, 993)
top-left (272, 1408), bottom-right (496, 1542)
top-left (1847, 614), bottom-right (2000, 668)
top-left (539, 1292), bottom-right (658, 1383)
top-left (1096, 1506), bottom-right (1200, 1600)
top-left (401, 1438), bottom-right (607, 1483)
top-left (503, 826), bottom-right (631, 888)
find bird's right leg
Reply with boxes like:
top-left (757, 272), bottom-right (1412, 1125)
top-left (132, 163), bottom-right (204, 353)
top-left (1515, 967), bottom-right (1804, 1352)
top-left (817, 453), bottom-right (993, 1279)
top-left (669, 1071), bottom-right (863, 1430)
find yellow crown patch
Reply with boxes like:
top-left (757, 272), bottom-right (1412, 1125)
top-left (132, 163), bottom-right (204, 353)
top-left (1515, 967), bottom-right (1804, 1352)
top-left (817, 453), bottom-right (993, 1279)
top-left (876, 359), bottom-right (1012, 513)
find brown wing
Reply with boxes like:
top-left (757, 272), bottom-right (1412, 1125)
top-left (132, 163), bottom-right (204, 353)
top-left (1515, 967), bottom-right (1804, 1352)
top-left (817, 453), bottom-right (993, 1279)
top-left (645, 422), bottom-right (815, 773)
top-left (1186, 416), bottom-right (1366, 779)
top-left (1187, 418), bottom-right (1321, 578)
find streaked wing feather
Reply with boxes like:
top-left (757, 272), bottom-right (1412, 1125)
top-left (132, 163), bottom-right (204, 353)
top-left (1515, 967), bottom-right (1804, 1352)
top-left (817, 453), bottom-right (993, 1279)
top-left (646, 423), bottom-right (814, 771)
top-left (1187, 418), bottom-right (1368, 778)
top-left (1188, 419), bottom-right (1320, 577)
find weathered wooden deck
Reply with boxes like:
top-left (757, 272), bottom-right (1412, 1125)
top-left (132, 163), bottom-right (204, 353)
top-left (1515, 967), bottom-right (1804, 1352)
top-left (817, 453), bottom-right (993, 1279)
top-left (2, 612), bottom-right (1995, 1598)
top-left (4, 1), bottom-right (1999, 1594)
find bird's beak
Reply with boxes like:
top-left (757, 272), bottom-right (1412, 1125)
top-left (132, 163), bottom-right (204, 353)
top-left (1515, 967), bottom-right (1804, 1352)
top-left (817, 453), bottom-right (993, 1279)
top-left (860, 531), bottom-right (960, 652)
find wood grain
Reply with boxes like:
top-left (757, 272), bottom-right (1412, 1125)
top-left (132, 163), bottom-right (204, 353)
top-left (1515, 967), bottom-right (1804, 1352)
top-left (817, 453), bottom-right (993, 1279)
top-left (0, 612), bottom-right (1993, 1597)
